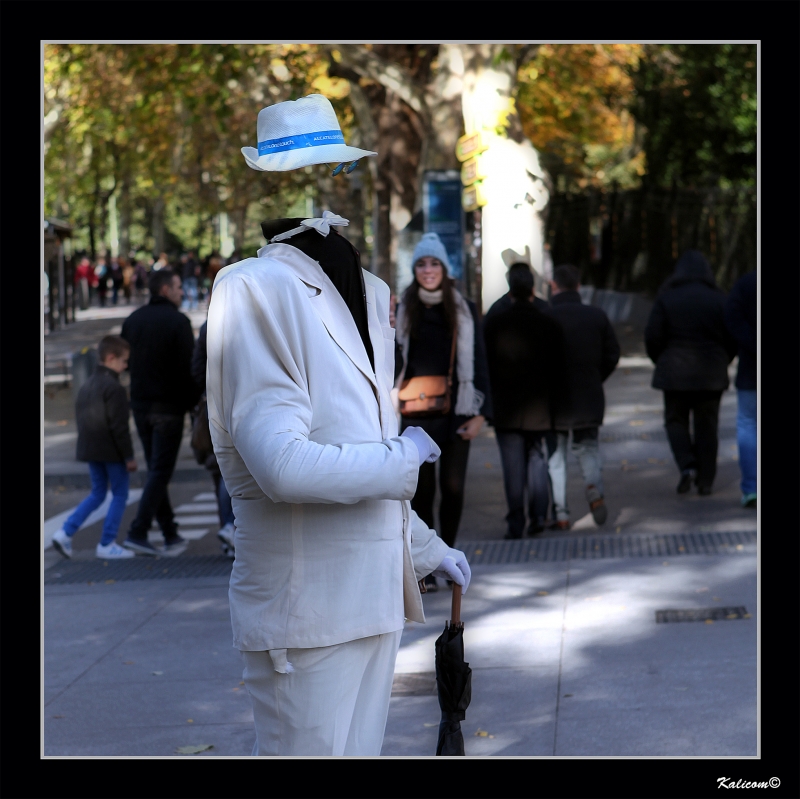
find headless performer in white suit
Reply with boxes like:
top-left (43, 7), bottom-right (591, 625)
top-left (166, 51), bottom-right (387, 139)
top-left (206, 214), bottom-right (472, 756)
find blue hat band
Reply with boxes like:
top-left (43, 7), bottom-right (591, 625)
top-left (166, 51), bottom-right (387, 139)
top-left (258, 130), bottom-right (345, 156)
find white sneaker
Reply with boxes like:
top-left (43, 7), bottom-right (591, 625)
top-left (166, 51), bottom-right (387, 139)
top-left (96, 541), bottom-right (135, 559)
top-left (217, 523), bottom-right (235, 551)
top-left (52, 528), bottom-right (73, 559)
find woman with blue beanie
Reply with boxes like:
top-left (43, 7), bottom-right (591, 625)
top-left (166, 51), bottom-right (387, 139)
top-left (395, 233), bottom-right (493, 589)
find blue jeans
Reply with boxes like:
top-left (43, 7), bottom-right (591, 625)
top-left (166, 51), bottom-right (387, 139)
top-left (495, 430), bottom-right (550, 536)
top-left (737, 389), bottom-right (757, 496)
top-left (64, 461), bottom-right (129, 546)
top-left (548, 428), bottom-right (603, 522)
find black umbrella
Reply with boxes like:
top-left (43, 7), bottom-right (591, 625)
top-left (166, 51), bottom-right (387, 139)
top-left (434, 584), bottom-right (472, 755)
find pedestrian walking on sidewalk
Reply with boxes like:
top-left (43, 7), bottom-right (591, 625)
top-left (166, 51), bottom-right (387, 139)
top-left (484, 266), bottom-right (566, 538)
top-left (52, 336), bottom-right (137, 560)
top-left (395, 232), bottom-right (493, 586)
top-left (724, 270), bottom-right (757, 508)
top-left (484, 261), bottom-right (550, 324)
top-left (120, 268), bottom-right (200, 556)
top-left (94, 257), bottom-right (109, 307)
top-left (546, 264), bottom-right (620, 529)
top-left (645, 250), bottom-right (737, 496)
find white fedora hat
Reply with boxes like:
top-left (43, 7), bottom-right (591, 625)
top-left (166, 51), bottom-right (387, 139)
top-left (241, 94), bottom-right (377, 172)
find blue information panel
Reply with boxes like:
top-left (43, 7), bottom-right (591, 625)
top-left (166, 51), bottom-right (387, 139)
top-left (424, 177), bottom-right (464, 281)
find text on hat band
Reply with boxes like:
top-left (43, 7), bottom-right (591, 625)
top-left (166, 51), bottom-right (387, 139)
top-left (258, 130), bottom-right (345, 156)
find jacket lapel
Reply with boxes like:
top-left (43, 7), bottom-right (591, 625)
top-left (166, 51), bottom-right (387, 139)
top-left (260, 243), bottom-right (377, 391)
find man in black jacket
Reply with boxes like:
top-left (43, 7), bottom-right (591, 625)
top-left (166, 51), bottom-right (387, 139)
top-left (484, 262), bottom-right (550, 324)
top-left (484, 267), bottom-right (566, 538)
top-left (52, 336), bottom-right (138, 560)
top-left (725, 270), bottom-right (757, 508)
top-left (121, 268), bottom-right (200, 555)
top-left (547, 264), bottom-right (620, 529)
top-left (645, 250), bottom-right (737, 495)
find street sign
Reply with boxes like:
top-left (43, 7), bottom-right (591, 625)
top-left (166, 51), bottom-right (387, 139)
top-left (424, 174), bottom-right (464, 280)
top-left (455, 131), bottom-right (489, 163)
top-left (460, 154), bottom-right (489, 187)
top-left (462, 183), bottom-right (488, 213)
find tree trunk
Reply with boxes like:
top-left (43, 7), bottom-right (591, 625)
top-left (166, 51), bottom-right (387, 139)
top-left (152, 194), bottom-right (166, 255)
top-left (119, 173), bottom-right (132, 257)
top-left (458, 44), bottom-right (549, 312)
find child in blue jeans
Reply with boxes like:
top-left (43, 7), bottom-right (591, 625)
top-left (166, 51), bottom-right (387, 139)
top-left (52, 335), bottom-right (138, 559)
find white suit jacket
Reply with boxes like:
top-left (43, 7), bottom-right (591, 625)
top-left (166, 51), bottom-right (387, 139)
top-left (206, 243), bottom-right (450, 651)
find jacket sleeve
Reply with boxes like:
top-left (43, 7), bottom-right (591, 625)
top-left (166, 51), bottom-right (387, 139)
top-left (191, 322), bottom-right (208, 393)
top-left (178, 316), bottom-right (202, 410)
top-left (409, 508), bottom-right (450, 580)
top-left (207, 273), bottom-right (421, 505)
top-left (105, 383), bottom-right (134, 462)
top-left (644, 298), bottom-right (668, 365)
top-left (469, 301), bottom-right (494, 421)
top-left (600, 314), bottom-right (621, 382)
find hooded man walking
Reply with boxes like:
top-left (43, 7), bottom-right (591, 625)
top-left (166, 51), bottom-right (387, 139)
top-left (645, 250), bottom-right (738, 495)
top-left (206, 95), bottom-right (470, 756)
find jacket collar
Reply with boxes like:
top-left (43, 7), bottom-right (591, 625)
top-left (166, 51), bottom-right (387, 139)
top-left (149, 295), bottom-right (178, 309)
top-left (551, 290), bottom-right (582, 305)
top-left (257, 243), bottom-right (377, 389)
top-left (94, 364), bottom-right (120, 380)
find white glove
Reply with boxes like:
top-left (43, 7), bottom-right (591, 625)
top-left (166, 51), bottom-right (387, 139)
top-left (401, 426), bottom-right (442, 466)
top-left (432, 547), bottom-right (472, 594)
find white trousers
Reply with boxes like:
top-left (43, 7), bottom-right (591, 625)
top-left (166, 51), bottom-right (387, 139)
top-left (241, 629), bottom-right (403, 756)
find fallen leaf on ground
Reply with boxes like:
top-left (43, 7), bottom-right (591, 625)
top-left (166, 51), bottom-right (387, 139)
top-left (713, 597), bottom-right (721, 601)
top-left (474, 549), bottom-right (483, 555)
top-left (186, 719), bottom-right (194, 723)
top-left (704, 619), bottom-right (714, 624)
top-left (647, 458), bottom-right (658, 463)
top-left (696, 587), bottom-right (709, 593)
top-left (735, 544), bottom-right (743, 550)
top-left (423, 723), bottom-right (437, 728)
top-left (615, 526), bottom-right (622, 533)
top-left (726, 614), bottom-right (738, 619)
top-left (475, 730), bottom-right (490, 737)
top-left (239, 681), bottom-right (245, 685)
top-left (176, 744), bottom-right (213, 754)
top-left (56, 420), bottom-right (68, 426)
top-left (232, 687), bottom-right (240, 692)
top-left (662, 561), bottom-right (670, 566)
top-left (484, 463), bottom-right (492, 469)
top-left (537, 591), bottom-right (549, 596)
top-left (629, 420), bottom-right (644, 426)
top-left (744, 613), bottom-right (752, 619)
top-left (105, 579), bottom-right (115, 584)
top-left (122, 661), bottom-right (135, 665)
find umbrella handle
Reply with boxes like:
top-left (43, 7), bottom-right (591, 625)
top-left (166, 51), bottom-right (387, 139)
top-left (450, 583), bottom-right (462, 626)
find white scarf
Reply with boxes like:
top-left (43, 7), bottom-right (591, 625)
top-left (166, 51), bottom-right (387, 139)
top-left (395, 287), bottom-right (485, 417)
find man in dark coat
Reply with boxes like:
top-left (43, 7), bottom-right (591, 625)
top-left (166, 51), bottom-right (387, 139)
top-left (546, 264), bottom-right (620, 529)
top-left (484, 267), bottom-right (566, 538)
top-left (645, 250), bottom-right (738, 495)
top-left (484, 262), bottom-right (550, 324)
top-left (724, 269), bottom-right (757, 508)
top-left (120, 268), bottom-right (200, 555)
top-left (51, 336), bottom-right (137, 560)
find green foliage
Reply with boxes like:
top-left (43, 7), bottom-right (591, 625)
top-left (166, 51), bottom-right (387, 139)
top-left (45, 44), bottom-right (355, 257)
top-left (629, 44), bottom-right (757, 188)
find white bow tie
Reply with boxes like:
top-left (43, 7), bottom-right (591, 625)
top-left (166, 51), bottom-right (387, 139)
top-left (267, 210), bottom-right (350, 245)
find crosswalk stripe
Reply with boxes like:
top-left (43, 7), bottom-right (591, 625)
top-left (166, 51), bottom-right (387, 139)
top-left (147, 529), bottom-right (210, 542)
top-left (175, 502), bottom-right (218, 513)
top-left (193, 492), bottom-right (217, 502)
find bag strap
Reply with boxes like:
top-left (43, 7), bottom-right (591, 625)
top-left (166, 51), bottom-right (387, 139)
top-left (446, 326), bottom-right (457, 388)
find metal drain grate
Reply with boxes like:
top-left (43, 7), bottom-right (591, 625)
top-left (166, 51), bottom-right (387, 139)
top-left (656, 606), bottom-right (750, 623)
top-left (459, 530), bottom-right (756, 565)
top-left (45, 555), bottom-right (233, 585)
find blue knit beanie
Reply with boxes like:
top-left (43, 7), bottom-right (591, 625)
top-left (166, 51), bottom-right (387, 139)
top-left (412, 232), bottom-right (451, 272)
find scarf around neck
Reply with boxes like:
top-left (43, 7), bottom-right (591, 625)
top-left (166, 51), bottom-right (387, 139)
top-left (394, 286), bottom-right (485, 417)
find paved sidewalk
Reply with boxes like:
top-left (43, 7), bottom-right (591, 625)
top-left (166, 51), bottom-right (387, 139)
top-left (43, 304), bottom-right (758, 757)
